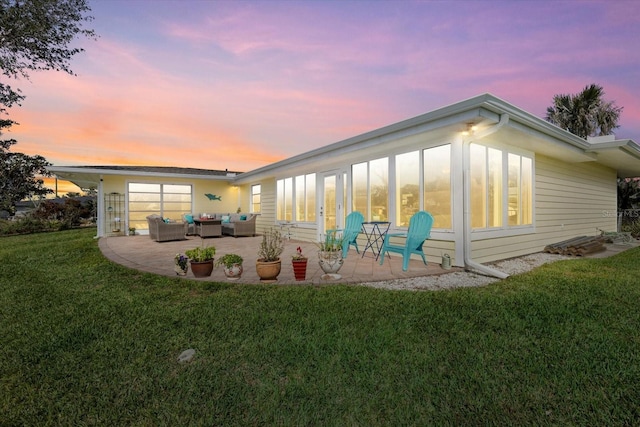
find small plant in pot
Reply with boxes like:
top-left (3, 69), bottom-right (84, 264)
top-left (185, 245), bottom-right (216, 278)
top-left (216, 253), bottom-right (244, 280)
top-left (317, 231), bottom-right (344, 279)
top-left (174, 253), bottom-right (189, 276)
top-left (256, 228), bottom-right (284, 282)
top-left (291, 246), bottom-right (308, 281)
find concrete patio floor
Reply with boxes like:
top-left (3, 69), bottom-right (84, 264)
top-left (99, 234), bottom-right (459, 284)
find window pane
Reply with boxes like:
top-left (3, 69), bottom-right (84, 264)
top-left (306, 173), bottom-right (316, 222)
top-left (295, 175), bottom-right (304, 222)
top-left (521, 157), bottom-right (532, 225)
top-left (164, 184), bottom-right (190, 194)
top-left (324, 175), bottom-right (337, 230)
top-left (284, 177), bottom-right (293, 221)
top-left (508, 153), bottom-right (519, 226)
top-left (163, 193), bottom-right (191, 203)
top-left (352, 162), bottom-right (368, 216)
top-left (508, 153), bottom-right (533, 226)
top-left (276, 180), bottom-right (284, 220)
top-left (424, 144), bottom-right (451, 228)
top-left (488, 148), bottom-right (502, 227)
top-left (251, 184), bottom-right (261, 213)
top-left (370, 157), bottom-right (388, 221)
top-left (470, 144), bottom-right (487, 229)
top-left (397, 151), bottom-right (419, 227)
top-left (129, 183), bottom-right (160, 193)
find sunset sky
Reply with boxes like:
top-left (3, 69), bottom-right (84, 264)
top-left (7, 0), bottom-right (640, 179)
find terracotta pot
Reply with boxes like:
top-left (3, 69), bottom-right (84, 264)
top-left (292, 259), bottom-right (308, 281)
top-left (223, 263), bottom-right (243, 280)
top-left (190, 260), bottom-right (214, 278)
top-left (256, 259), bottom-right (281, 282)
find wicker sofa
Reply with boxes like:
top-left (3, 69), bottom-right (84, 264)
top-left (146, 214), bottom-right (187, 242)
top-left (192, 213), bottom-right (257, 237)
top-left (222, 213), bottom-right (257, 237)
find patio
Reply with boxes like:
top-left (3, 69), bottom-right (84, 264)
top-left (99, 234), bottom-right (458, 284)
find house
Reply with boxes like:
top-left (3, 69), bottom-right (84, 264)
top-left (49, 94), bottom-right (640, 274)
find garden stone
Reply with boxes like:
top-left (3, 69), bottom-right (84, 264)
top-left (177, 348), bottom-right (196, 363)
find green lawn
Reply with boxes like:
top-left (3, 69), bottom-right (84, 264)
top-left (2, 228), bottom-right (639, 425)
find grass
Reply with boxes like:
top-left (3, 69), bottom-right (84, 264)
top-left (2, 228), bottom-right (640, 425)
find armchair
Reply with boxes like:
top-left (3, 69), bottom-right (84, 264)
top-left (379, 211), bottom-right (434, 271)
top-left (146, 215), bottom-right (187, 242)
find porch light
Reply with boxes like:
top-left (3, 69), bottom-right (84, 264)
top-left (462, 123), bottom-right (478, 136)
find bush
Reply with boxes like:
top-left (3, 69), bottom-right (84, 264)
top-left (621, 218), bottom-right (640, 238)
top-left (0, 216), bottom-right (57, 235)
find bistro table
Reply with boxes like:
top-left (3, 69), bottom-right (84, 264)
top-left (193, 218), bottom-right (222, 238)
top-left (361, 221), bottom-right (391, 260)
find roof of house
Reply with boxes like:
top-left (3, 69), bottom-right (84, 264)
top-left (234, 93), bottom-right (640, 182)
top-left (48, 94), bottom-right (640, 189)
top-left (47, 165), bottom-right (244, 189)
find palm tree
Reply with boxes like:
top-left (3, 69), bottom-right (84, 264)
top-left (545, 84), bottom-right (623, 138)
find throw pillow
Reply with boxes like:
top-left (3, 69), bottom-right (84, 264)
top-left (240, 215), bottom-right (247, 221)
top-left (184, 214), bottom-right (194, 224)
top-left (164, 218), bottom-right (170, 223)
top-left (221, 215), bottom-right (231, 223)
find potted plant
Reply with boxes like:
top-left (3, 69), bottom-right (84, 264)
top-left (185, 245), bottom-right (216, 278)
top-left (317, 231), bottom-right (344, 279)
top-left (174, 253), bottom-right (189, 276)
top-left (291, 246), bottom-right (308, 281)
top-left (256, 228), bottom-right (284, 282)
top-left (128, 226), bottom-right (136, 236)
top-left (216, 253), bottom-right (244, 280)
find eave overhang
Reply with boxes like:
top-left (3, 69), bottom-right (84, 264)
top-left (585, 139), bottom-right (640, 178)
top-left (47, 166), bottom-right (239, 190)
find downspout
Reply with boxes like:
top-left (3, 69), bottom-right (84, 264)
top-left (462, 114), bottom-right (510, 279)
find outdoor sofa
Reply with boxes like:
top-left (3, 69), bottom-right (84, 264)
top-left (146, 214), bottom-right (187, 242)
top-left (185, 213), bottom-right (257, 237)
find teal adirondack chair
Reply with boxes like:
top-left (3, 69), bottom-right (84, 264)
top-left (328, 211), bottom-right (365, 259)
top-left (379, 211), bottom-right (434, 271)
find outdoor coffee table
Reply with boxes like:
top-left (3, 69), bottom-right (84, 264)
top-left (194, 218), bottom-right (222, 237)
top-left (361, 221), bottom-right (391, 260)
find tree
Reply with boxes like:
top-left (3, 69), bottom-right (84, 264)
top-left (0, 147), bottom-right (51, 214)
top-left (0, 0), bottom-right (95, 215)
top-left (545, 84), bottom-right (623, 139)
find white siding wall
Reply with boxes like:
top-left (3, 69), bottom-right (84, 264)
top-left (471, 154), bottom-right (618, 263)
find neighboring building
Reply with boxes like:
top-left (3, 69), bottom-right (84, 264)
top-left (49, 94), bottom-right (640, 270)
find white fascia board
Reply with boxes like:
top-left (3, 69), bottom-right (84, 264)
top-left (47, 166), bottom-right (235, 182)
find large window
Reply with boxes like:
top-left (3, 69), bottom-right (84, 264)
top-left (395, 145), bottom-right (451, 228)
top-left (352, 157), bottom-right (389, 221)
top-left (424, 145), bottom-right (451, 228)
top-left (508, 153), bottom-right (533, 226)
top-left (128, 183), bottom-right (192, 231)
top-left (470, 143), bottom-right (533, 230)
top-left (276, 174), bottom-right (316, 222)
top-left (251, 184), bottom-right (261, 213)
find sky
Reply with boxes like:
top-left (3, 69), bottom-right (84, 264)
top-left (7, 0), bottom-right (640, 183)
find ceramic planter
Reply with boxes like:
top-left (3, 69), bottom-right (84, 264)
top-left (174, 264), bottom-right (188, 276)
top-left (292, 259), bottom-right (308, 281)
top-left (318, 250), bottom-right (343, 279)
top-left (223, 263), bottom-right (243, 280)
